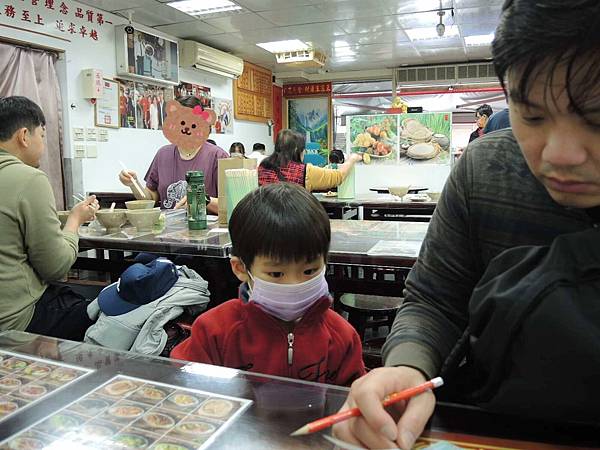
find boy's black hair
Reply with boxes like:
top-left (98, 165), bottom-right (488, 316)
top-left (260, 129), bottom-right (304, 171)
top-left (206, 139), bottom-right (217, 145)
top-left (493, 0), bottom-right (600, 119)
top-left (0, 96), bottom-right (46, 142)
top-left (475, 104), bottom-right (493, 119)
top-left (253, 142), bottom-right (266, 151)
top-left (229, 182), bottom-right (330, 269)
top-left (176, 95), bottom-right (203, 109)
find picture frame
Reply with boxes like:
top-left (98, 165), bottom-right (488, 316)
top-left (115, 25), bottom-right (179, 86)
top-left (95, 78), bottom-right (120, 129)
top-left (285, 96), bottom-right (332, 167)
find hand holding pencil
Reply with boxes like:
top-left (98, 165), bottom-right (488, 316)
top-left (303, 367), bottom-right (440, 449)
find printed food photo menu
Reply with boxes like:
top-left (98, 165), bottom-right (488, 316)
top-left (0, 350), bottom-right (92, 423)
top-left (0, 375), bottom-right (253, 449)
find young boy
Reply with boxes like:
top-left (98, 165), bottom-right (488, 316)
top-left (0, 96), bottom-right (99, 338)
top-left (172, 183), bottom-right (366, 386)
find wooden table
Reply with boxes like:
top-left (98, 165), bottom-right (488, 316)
top-left (0, 331), bottom-right (597, 449)
top-left (316, 193), bottom-right (437, 222)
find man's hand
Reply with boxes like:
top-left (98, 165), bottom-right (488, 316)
top-left (333, 366), bottom-right (436, 449)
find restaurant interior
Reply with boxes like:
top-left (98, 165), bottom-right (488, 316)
top-left (0, 0), bottom-right (598, 448)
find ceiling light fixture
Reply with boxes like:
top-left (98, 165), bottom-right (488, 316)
top-left (257, 40), bottom-right (309, 53)
top-left (464, 33), bottom-right (495, 46)
top-left (167, 0), bottom-right (242, 17)
top-left (405, 25), bottom-right (459, 40)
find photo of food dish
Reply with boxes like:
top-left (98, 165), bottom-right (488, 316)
top-left (112, 433), bottom-right (150, 449)
top-left (38, 412), bottom-right (83, 434)
top-left (70, 397), bottom-right (111, 416)
top-left (108, 404), bottom-right (145, 419)
top-left (6, 436), bottom-right (46, 450)
top-left (152, 441), bottom-right (194, 450)
top-left (350, 116), bottom-right (398, 164)
top-left (17, 384), bottom-right (47, 398)
top-left (21, 364), bottom-right (51, 378)
top-left (175, 420), bottom-right (216, 436)
top-left (1, 358), bottom-right (28, 372)
top-left (103, 379), bottom-right (139, 397)
top-left (48, 368), bottom-right (79, 383)
top-left (0, 400), bottom-right (19, 415)
top-left (166, 393), bottom-right (201, 409)
top-left (196, 398), bottom-right (235, 419)
top-left (0, 377), bottom-right (21, 390)
top-left (79, 423), bottom-right (116, 439)
top-left (142, 412), bottom-right (176, 429)
top-left (136, 386), bottom-right (168, 401)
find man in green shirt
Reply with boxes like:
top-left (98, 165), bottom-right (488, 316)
top-left (334, 0), bottom-right (600, 448)
top-left (0, 96), bottom-right (99, 339)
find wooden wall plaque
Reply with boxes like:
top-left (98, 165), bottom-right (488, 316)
top-left (233, 61), bottom-right (273, 123)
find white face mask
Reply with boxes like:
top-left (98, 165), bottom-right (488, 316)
top-left (247, 267), bottom-right (330, 322)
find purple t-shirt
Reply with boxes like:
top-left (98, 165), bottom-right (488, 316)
top-left (144, 143), bottom-right (228, 209)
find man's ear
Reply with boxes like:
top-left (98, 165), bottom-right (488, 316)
top-left (16, 128), bottom-right (29, 148)
top-left (230, 256), bottom-right (250, 283)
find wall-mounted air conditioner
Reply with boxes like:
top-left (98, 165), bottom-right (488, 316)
top-left (180, 40), bottom-right (244, 79)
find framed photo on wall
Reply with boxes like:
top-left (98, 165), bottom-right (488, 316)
top-left (95, 78), bottom-right (120, 129)
top-left (285, 96), bottom-right (332, 167)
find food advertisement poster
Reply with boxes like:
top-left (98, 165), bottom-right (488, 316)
top-left (0, 350), bottom-right (93, 423)
top-left (0, 375), bottom-right (252, 450)
top-left (348, 113), bottom-right (452, 165)
top-left (286, 96), bottom-right (331, 164)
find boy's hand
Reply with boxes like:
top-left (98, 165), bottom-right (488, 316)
top-left (333, 366), bottom-right (436, 449)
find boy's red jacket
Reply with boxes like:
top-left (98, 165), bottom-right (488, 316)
top-left (171, 296), bottom-right (366, 386)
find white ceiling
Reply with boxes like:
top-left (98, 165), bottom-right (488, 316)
top-left (78, 0), bottom-right (503, 74)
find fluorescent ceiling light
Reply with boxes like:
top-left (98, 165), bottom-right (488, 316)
top-left (405, 26), bottom-right (459, 41)
top-left (257, 39), bottom-right (309, 53)
top-left (167, 0), bottom-right (242, 16)
top-left (464, 33), bottom-right (495, 46)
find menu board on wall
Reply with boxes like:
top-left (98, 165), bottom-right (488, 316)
top-left (233, 61), bottom-right (273, 123)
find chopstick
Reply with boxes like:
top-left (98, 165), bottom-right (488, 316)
top-left (290, 377), bottom-right (443, 436)
top-left (72, 194), bottom-right (85, 202)
top-left (118, 160), bottom-right (146, 199)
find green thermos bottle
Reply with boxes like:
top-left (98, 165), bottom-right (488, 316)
top-left (186, 170), bottom-right (207, 230)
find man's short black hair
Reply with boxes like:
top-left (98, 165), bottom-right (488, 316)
top-left (253, 142), bottom-right (266, 151)
top-left (475, 104), bottom-right (493, 119)
top-left (229, 182), bottom-right (330, 269)
top-left (0, 96), bottom-right (46, 142)
top-left (493, 0), bottom-right (600, 118)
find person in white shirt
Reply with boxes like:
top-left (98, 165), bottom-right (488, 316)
top-left (247, 142), bottom-right (267, 164)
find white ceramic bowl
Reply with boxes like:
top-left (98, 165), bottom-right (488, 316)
top-left (95, 209), bottom-right (127, 232)
top-left (388, 186), bottom-right (411, 198)
top-left (126, 208), bottom-right (161, 232)
top-left (125, 200), bottom-right (156, 210)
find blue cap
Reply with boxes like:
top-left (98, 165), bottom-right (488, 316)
top-left (98, 258), bottom-right (179, 316)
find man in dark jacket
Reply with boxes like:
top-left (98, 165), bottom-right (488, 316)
top-left (334, 1), bottom-right (600, 448)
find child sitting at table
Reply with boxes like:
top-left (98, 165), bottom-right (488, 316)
top-left (171, 183), bottom-right (366, 386)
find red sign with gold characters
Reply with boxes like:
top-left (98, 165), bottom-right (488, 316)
top-left (283, 82), bottom-right (332, 97)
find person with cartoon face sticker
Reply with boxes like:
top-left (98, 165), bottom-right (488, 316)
top-left (118, 96), bottom-right (227, 212)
